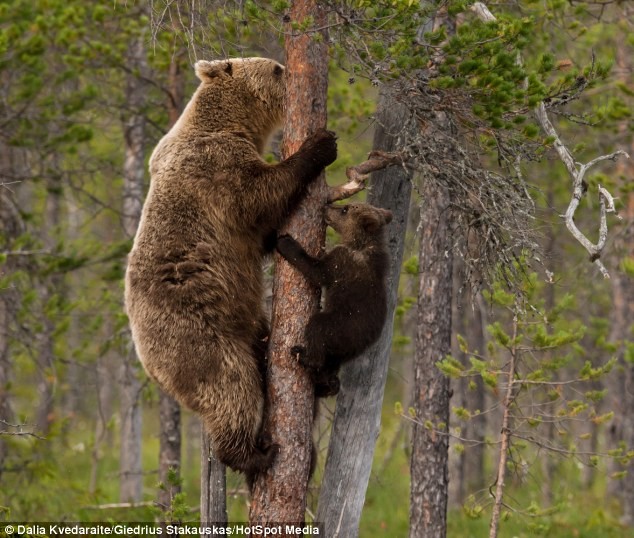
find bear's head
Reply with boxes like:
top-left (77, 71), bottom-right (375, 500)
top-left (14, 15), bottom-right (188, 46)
top-left (325, 203), bottom-right (393, 247)
top-left (192, 57), bottom-right (286, 152)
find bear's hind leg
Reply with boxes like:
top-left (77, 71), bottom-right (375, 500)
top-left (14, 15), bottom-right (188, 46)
top-left (199, 345), bottom-right (278, 483)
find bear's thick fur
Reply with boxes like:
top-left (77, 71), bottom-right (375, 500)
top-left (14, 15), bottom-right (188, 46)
top-left (276, 203), bottom-right (392, 396)
top-left (124, 57), bottom-right (337, 479)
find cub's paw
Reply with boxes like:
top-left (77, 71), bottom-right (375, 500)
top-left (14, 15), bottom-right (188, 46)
top-left (300, 128), bottom-right (338, 168)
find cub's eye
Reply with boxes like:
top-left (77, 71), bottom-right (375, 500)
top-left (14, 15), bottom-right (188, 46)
top-left (341, 206), bottom-right (349, 215)
top-left (273, 64), bottom-right (284, 76)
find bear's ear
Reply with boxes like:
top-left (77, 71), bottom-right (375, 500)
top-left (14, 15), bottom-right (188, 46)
top-left (359, 212), bottom-right (382, 234)
top-left (380, 208), bottom-right (393, 225)
top-left (195, 60), bottom-right (233, 83)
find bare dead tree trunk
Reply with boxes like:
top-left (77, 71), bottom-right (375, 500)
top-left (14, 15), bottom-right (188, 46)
top-left (201, 432), bottom-right (227, 526)
top-left (119, 34), bottom-right (148, 504)
top-left (409, 172), bottom-right (453, 538)
top-left (249, 0), bottom-right (329, 526)
top-left (316, 91), bottom-right (412, 537)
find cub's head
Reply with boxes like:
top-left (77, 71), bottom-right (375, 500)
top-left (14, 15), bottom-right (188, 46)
top-left (325, 203), bottom-right (393, 247)
top-left (192, 57), bottom-right (286, 150)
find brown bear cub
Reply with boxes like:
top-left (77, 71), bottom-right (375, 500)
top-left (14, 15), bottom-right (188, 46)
top-left (276, 203), bottom-right (392, 397)
top-left (124, 57), bottom-right (337, 483)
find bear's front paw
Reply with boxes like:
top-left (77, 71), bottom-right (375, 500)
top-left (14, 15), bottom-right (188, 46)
top-left (276, 234), bottom-right (299, 257)
top-left (301, 128), bottom-right (338, 168)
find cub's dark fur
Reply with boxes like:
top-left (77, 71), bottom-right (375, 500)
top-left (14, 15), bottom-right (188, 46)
top-left (276, 203), bottom-right (392, 396)
top-left (124, 57), bottom-right (337, 482)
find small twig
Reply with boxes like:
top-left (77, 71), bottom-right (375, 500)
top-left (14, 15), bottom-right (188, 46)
top-left (489, 307), bottom-right (518, 538)
top-left (81, 501), bottom-right (156, 510)
top-left (327, 150), bottom-right (406, 203)
top-left (0, 419), bottom-right (46, 440)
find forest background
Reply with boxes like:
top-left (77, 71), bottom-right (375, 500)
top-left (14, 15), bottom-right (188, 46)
top-left (1, 1), bottom-right (634, 537)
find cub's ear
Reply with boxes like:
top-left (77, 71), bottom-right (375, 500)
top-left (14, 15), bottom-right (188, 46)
top-left (359, 212), bottom-right (382, 234)
top-left (195, 60), bottom-right (233, 83)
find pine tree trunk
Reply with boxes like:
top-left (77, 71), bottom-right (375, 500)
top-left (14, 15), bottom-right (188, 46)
top-left (316, 91), bottom-right (412, 537)
top-left (409, 174), bottom-right (453, 538)
top-left (249, 0), bottom-right (329, 526)
top-left (119, 34), bottom-right (148, 504)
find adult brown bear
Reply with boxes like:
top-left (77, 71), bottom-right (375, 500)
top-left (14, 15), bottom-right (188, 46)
top-left (124, 57), bottom-right (337, 481)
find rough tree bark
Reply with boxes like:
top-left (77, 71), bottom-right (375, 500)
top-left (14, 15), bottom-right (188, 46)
top-left (409, 171), bottom-right (453, 538)
top-left (316, 91), bottom-right (412, 537)
top-left (119, 34), bottom-right (148, 503)
top-left (249, 0), bottom-right (329, 527)
top-left (409, 5), bottom-right (454, 536)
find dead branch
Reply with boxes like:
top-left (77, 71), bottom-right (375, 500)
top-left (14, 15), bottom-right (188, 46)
top-left (0, 419), bottom-right (46, 440)
top-left (327, 150), bottom-right (405, 203)
top-left (81, 501), bottom-right (156, 510)
top-left (535, 102), bottom-right (628, 278)
top-left (472, 2), bottom-right (630, 279)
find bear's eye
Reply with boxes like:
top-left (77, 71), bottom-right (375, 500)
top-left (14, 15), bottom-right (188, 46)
top-left (341, 206), bottom-right (349, 215)
top-left (273, 64), bottom-right (284, 77)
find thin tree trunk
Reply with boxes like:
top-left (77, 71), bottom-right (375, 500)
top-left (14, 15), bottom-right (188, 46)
top-left (249, 0), bottom-right (329, 526)
top-left (489, 316), bottom-right (518, 538)
top-left (119, 34), bottom-right (148, 504)
top-left (34, 172), bottom-right (63, 436)
top-left (409, 173), bottom-right (453, 538)
top-left (201, 432), bottom-right (227, 526)
top-left (158, 394), bottom-right (181, 514)
top-left (0, 143), bottom-right (24, 475)
top-left (89, 342), bottom-right (115, 495)
top-left (316, 91), bottom-right (412, 537)
top-left (158, 33), bottom-right (186, 519)
top-left (607, 13), bottom-right (634, 524)
top-left (463, 295), bottom-right (486, 496)
top-left (607, 156), bottom-right (634, 526)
